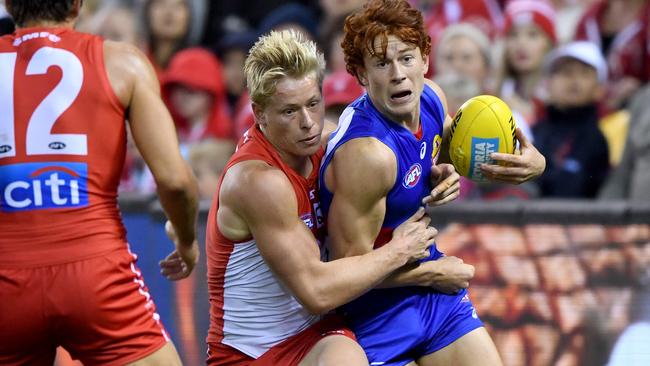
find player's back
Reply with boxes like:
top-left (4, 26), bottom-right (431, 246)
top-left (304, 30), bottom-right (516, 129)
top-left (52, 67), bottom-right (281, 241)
top-left (0, 27), bottom-right (127, 267)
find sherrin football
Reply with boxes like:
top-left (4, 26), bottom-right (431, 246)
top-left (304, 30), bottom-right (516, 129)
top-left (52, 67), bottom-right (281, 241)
top-left (448, 95), bottom-right (517, 182)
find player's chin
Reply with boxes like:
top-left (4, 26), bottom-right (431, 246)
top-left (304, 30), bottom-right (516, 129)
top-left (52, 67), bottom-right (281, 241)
top-left (297, 143), bottom-right (321, 156)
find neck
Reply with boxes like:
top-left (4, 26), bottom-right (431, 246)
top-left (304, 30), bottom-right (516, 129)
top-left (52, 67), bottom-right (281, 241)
top-left (402, 117), bottom-right (420, 134)
top-left (20, 19), bottom-right (75, 29)
top-left (259, 126), bottom-right (313, 178)
top-left (154, 41), bottom-right (177, 68)
top-left (517, 71), bottom-right (541, 99)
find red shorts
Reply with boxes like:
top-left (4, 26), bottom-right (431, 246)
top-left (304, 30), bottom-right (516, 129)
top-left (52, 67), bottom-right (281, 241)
top-left (207, 315), bottom-right (356, 366)
top-left (0, 248), bottom-right (169, 365)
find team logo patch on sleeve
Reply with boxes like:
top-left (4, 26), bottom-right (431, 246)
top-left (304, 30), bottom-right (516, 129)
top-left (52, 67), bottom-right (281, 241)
top-left (0, 162), bottom-right (89, 212)
top-left (402, 163), bottom-right (422, 189)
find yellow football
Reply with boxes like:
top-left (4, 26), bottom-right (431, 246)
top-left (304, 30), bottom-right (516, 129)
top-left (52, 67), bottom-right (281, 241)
top-left (448, 95), bottom-right (517, 182)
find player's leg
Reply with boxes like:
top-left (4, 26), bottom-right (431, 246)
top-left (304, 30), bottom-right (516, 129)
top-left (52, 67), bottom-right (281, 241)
top-left (416, 327), bottom-right (503, 366)
top-left (298, 334), bottom-right (368, 366)
top-left (0, 267), bottom-right (57, 366)
top-left (60, 248), bottom-right (177, 365)
top-left (125, 342), bottom-right (182, 366)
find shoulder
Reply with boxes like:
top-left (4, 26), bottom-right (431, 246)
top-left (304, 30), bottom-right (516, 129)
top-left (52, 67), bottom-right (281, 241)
top-left (221, 160), bottom-right (297, 218)
top-left (104, 40), bottom-right (157, 85)
top-left (331, 137), bottom-right (396, 193)
top-left (103, 40), bottom-right (159, 106)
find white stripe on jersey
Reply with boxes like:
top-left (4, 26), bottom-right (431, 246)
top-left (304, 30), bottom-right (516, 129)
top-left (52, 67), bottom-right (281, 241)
top-left (221, 239), bottom-right (320, 358)
top-left (324, 106), bottom-right (355, 165)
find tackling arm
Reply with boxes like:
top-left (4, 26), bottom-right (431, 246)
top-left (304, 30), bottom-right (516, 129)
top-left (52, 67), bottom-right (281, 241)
top-left (219, 161), bottom-right (434, 314)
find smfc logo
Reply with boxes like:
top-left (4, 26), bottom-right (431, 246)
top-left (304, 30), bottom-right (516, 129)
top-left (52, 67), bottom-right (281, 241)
top-left (402, 163), bottom-right (422, 189)
top-left (0, 162), bottom-right (88, 212)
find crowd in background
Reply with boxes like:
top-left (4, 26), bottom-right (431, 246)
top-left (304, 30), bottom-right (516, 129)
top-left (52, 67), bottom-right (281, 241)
top-left (1, 0), bottom-right (648, 201)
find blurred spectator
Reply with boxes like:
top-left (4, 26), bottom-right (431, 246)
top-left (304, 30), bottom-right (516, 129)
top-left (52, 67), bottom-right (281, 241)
top-left (551, 0), bottom-right (591, 43)
top-left (598, 85), bottom-right (650, 200)
top-left (573, 0), bottom-right (647, 111)
top-left (322, 71), bottom-right (365, 123)
top-left (258, 2), bottom-right (319, 40)
top-left (187, 139), bottom-right (236, 200)
top-left (74, 0), bottom-right (101, 32)
top-left (435, 23), bottom-right (493, 93)
top-left (142, 0), bottom-right (191, 73)
top-left (497, 0), bottom-right (557, 126)
top-left (433, 72), bottom-right (481, 116)
top-left (215, 31), bottom-right (257, 115)
top-left (320, 14), bottom-right (348, 73)
top-left (412, 0), bottom-right (504, 43)
top-left (319, 0), bottom-right (366, 34)
top-left (162, 48), bottom-right (234, 150)
top-left (533, 41), bottom-right (610, 198)
top-left (88, 0), bottom-right (141, 46)
top-left (0, 3), bottom-right (15, 36)
top-left (201, 0), bottom-right (318, 46)
top-left (435, 23), bottom-right (534, 140)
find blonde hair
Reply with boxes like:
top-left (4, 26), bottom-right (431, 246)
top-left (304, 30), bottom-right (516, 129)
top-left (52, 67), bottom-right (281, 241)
top-left (244, 29), bottom-right (326, 108)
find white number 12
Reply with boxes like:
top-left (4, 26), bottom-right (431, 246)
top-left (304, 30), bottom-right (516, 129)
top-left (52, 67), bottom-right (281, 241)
top-left (0, 47), bottom-right (87, 159)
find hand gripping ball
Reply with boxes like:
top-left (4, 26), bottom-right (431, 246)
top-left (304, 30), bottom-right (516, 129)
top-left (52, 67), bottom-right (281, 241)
top-left (448, 95), bottom-right (517, 182)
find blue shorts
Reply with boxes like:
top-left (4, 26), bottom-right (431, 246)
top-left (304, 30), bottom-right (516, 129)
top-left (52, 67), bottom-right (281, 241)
top-left (341, 250), bottom-right (483, 366)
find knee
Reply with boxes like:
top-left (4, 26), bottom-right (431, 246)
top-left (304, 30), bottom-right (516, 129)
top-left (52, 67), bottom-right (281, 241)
top-left (316, 338), bottom-right (367, 366)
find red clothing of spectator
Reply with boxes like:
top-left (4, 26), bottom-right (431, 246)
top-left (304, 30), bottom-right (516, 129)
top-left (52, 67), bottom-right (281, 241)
top-left (422, 0), bottom-right (504, 42)
top-left (574, 0), bottom-right (647, 83)
top-left (162, 48), bottom-right (234, 141)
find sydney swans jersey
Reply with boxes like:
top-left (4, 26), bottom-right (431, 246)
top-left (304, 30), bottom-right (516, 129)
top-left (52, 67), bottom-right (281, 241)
top-left (320, 84), bottom-right (445, 246)
top-left (0, 28), bottom-right (127, 266)
top-left (206, 126), bottom-right (325, 358)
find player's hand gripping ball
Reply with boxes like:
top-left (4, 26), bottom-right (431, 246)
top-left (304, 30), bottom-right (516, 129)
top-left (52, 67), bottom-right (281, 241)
top-left (448, 95), bottom-right (517, 182)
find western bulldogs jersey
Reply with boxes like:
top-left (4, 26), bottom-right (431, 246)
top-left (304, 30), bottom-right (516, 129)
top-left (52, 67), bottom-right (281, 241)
top-left (0, 28), bottom-right (128, 267)
top-left (320, 84), bottom-right (444, 246)
top-left (319, 84), bottom-right (483, 366)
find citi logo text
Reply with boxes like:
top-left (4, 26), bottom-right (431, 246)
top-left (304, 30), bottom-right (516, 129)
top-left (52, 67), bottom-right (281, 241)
top-left (0, 162), bottom-right (88, 212)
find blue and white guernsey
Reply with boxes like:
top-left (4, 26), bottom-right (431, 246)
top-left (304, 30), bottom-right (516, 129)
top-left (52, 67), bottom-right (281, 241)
top-left (319, 84), bottom-right (483, 366)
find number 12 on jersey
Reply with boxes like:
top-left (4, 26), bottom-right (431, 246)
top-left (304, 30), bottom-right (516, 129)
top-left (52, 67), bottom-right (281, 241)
top-left (0, 47), bottom-right (87, 159)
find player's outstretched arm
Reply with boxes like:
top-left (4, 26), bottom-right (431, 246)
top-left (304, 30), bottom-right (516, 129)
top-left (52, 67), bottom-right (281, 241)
top-left (104, 41), bottom-right (199, 279)
top-left (480, 128), bottom-right (546, 184)
top-left (219, 161), bottom-right (435, 314)
top-left (325, 138), bottom-right (474, 292)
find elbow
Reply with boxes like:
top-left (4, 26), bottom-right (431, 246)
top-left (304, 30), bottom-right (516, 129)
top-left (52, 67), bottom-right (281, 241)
top-left (299, 290), bottom-right (337, 315)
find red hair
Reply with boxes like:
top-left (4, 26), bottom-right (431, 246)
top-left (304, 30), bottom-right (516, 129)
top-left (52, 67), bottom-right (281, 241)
top-left (341, 0), bottom-right (431, 81)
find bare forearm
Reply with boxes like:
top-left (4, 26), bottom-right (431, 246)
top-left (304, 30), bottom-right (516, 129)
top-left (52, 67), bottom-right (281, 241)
top-left (376, 262), bottom-right (431, 288)
top-left (307, 245), bottom-right (407, 313)
top-left (157, 167), bottom-right (199, 246)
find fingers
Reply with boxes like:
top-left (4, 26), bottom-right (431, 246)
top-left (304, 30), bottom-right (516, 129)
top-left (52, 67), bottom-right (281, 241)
top-left (423, 168), bottom-right (460, 205)
top-left (424, 180), bottom-right (460, 205)
top-left (515, 128), bottom-right (530, 148)
top-left (487, 152), bottom-right (521, 165)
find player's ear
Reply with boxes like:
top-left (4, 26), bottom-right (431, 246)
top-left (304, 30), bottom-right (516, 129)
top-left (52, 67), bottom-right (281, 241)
top-left (422, 54), bottom-right (429, 76)
top-left (69, 0), bottom-right (83, 20)
top-left (252, 103), bottom-right (267, 127)
top-left (356, 68), bottom-right (368, 87)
